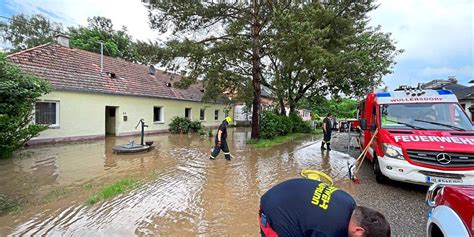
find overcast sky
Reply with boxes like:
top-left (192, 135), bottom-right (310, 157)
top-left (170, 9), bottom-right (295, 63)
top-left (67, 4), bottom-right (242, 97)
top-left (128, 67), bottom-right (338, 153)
top-left (1, 0), bottom-right (473, 89)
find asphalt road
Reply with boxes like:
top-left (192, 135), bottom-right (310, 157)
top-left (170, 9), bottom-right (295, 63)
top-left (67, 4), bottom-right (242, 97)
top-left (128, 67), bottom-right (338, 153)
top-left (331, 132), bottom-right (429, 236)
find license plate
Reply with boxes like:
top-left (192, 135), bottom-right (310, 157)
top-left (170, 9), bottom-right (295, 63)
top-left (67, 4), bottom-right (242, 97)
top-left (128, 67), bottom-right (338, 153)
top-left (426, 176), bottom-right (463, 184)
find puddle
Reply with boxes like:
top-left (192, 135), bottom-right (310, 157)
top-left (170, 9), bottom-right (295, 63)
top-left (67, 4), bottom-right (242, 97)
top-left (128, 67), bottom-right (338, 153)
top-left (0, 127), bottom-right (356, 236)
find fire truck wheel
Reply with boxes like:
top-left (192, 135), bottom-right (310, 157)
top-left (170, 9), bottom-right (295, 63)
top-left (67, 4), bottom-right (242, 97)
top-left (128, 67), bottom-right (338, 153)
top-left (373, 156), bottom-right (388, 184)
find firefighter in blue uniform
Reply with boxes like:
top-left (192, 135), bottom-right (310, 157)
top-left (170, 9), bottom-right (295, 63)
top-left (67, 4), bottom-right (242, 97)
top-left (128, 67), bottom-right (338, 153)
top-left (259, 178), bottom-right (391, 237)
top-left (321, 113), bottom-right (333, 150)
top-left (210, 116), bottom-right (232, 161)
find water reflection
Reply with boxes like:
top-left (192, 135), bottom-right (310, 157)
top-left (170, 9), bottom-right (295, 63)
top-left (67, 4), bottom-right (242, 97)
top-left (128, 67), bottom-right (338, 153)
top-left (0, 128), bottom-right (356, 236)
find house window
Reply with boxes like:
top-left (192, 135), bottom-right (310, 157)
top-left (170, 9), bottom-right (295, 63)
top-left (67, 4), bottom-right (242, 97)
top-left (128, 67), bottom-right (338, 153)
top-left (200, 109), bottom-right (205, 121)
top-left (154, 106), bottom-right (163, 122)
top-left (35, 101), bottom-right (59, 126)
top-left (214, 110), bottom-right (219, 120)
top-left (185, 108), bottom-right (192, 119)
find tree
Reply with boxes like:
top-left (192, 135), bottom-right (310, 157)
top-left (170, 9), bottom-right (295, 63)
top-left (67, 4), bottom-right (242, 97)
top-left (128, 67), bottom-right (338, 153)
top-left (145, 0), bottom-right (288, 139)
top-left (307, 98), bottom-right (359, 119)
top-left (264, 1), bottom-right (402, 114)
top-left (0, 53), bottom-right (51, 158)
top-left (68, 16), bottom-right (140, 62)
top-left (0, 14), bottom-right (64, 52)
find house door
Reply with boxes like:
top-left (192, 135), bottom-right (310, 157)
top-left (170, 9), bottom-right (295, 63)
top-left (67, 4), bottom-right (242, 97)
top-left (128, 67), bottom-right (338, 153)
top-left (105, 106), bottom-right (117, 136)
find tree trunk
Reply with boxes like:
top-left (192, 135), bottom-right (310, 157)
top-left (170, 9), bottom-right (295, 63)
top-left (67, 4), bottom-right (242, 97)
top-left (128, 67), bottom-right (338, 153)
top-left (250, 0), bottom-right (261, 139)
top-left (279, 97), bottom-right (286, 116)
top-left (289, 103), bottom-right (296, 114)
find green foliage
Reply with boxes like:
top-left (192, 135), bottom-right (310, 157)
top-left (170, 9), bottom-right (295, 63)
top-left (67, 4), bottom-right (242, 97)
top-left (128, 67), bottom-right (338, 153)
top-left (0, 194), bottom-right (22, 214)
top-left (289, 113), bottom-right (312, 133)
top-left (86, 178), bottom-right (139, 205)
top-left (0, 14), bottom-right (64, 53)
top-left (260, 111), bottom-right (282, 139)
top-left (260, 111), bottom-right (311, 139)
top-left (0, 53), bottom-right (51, 158)
top-left (169, 116), bottom-right (191, 133)
top-left (1, 14), bottom-right (162, 64)
top-left (168, 116), bottom-right (202, 134)
top-left (68, 16), bottom-right (140, 62)
top-left (310, 98), bottom-right (359, 119)
top-left (265, 1), bottom-right (401, 114)
top-left (189, 120), bottom-right (203, 132)
top-left (247, 133), bottom-right (307, 148)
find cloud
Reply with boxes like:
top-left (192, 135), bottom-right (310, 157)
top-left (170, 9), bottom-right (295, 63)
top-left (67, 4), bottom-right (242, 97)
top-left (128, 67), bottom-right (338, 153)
top-left (418, 65), bottom-right (473, 78)
top-left (3, 0), bottom-right (158, 41)
top-left (370, 0), bottom-right (473, 63)
top-left (369, 0), bottom-right (473, 88)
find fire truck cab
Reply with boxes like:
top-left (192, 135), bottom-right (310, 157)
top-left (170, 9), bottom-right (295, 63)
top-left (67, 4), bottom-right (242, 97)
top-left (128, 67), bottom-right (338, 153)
top-left (358, 86), bottom-right (474, 185)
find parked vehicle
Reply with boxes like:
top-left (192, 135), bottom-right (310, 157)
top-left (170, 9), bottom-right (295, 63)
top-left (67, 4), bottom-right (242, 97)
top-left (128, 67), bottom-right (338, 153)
top-left (358, 86), bottom-right (474, 185)
top-left (425, 183), bottom-right (474, 237)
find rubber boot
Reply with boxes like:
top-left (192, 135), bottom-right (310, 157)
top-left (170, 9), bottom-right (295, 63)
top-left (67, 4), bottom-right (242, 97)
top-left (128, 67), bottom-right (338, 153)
top-left (224, 153), bottom-right (231, 161)
top-left (321, 141), bottom-right (326, 150)
top-left (326, 143), bottom-right (331, 151)
top-left (210, 155), bottom-right (216, 160)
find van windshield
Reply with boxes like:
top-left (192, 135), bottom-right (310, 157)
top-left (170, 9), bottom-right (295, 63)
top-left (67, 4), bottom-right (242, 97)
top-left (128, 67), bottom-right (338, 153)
top-left (380, 103), bottom-right (473, 131)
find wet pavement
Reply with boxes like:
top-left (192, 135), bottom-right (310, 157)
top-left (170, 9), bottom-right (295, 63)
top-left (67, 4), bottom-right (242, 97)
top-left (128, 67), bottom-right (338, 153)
top-left (0, 128), bottom-right (427, 236)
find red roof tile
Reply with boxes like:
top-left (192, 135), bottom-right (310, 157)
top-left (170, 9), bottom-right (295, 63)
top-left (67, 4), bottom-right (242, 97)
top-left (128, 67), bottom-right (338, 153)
top-left (7, 43), bottom-right (206, 102)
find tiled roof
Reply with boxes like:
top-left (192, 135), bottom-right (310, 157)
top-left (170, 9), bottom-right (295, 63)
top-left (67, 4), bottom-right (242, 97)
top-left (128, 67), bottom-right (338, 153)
top-left (7, 43), bottom-right (209, 102)
top-left (456, 86), bottom-right (474, 100)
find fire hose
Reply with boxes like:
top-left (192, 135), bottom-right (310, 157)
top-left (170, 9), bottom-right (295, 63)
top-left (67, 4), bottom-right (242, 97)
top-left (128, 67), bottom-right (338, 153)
top-left (348, 128), bottom-right (379, 183)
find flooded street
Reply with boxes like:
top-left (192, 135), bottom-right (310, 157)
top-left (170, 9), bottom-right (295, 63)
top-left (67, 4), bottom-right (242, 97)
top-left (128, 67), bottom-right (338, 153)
top-left (0, 128), bottom-right (426, 236)
top-left (0, 128), bottom-right (353, 236)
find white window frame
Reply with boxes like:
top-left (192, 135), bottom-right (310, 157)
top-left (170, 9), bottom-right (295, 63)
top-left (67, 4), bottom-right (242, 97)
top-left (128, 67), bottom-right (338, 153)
top-left (185, 108), bottom-right (192, 119)
top-left (214, 109), bottom-right (219, 121)
top-left (200, 108), bottom-right (206, 121)
top-left (153, 106), bottom-right (164, 123)
top-left (34, 100), bottom-right (60, 128)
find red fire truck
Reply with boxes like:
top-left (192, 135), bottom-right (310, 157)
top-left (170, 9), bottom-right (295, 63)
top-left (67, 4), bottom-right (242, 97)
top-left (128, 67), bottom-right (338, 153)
top-left (358, 86), bottom-right (474, 185)
top-left (425, 184), bottom-right (474, 236)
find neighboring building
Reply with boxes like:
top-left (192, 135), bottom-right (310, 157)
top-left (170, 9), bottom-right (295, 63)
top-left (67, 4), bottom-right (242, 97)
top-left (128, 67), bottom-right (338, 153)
top-left (8, 35), bottom-right (230, 144)
top-left (233, 85), bottom-right (312, 125)
top-left (422, 77), bottom-right (473, 121)
top-left (299, 109), bottom-right (312, 121)
top-left (457, 86), bottom-right (474, 121)
top-left (233, 85), bottom-right (282, 125)
top-left (422, 76), bottom-right (460, 89)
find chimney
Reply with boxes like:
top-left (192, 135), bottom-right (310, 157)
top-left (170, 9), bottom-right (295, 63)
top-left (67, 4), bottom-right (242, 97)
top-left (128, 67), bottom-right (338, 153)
top-left (55, 34), bottom-right (70, 48)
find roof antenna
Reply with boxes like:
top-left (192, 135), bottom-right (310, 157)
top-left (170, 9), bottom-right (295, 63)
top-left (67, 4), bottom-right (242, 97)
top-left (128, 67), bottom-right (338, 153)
top-left (99, 42), bottom-right (104, 76)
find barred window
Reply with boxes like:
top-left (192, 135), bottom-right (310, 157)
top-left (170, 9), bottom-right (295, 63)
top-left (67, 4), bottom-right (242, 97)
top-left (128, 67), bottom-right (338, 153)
top-left (35, 102), bottom-right (58, 126)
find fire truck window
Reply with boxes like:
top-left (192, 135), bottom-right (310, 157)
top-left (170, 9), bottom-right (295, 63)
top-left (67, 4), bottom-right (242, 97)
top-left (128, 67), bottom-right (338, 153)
top-left (381, 103), bottom-right (473, 131)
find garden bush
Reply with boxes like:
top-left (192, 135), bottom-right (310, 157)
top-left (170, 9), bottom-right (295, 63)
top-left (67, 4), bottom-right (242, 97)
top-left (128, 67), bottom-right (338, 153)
top-left (189, 120), bottom-right (202, 132)
top-left (169, 117), bottom-right (203, 134)
top-left (260, 111), bottom-right (282, 139)
top-left (289, 113), bottom-right (311, 133)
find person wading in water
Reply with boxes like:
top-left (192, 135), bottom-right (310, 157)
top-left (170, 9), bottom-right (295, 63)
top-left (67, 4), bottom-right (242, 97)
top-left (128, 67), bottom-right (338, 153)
top-left (210, 116), bottom-right (232, 161)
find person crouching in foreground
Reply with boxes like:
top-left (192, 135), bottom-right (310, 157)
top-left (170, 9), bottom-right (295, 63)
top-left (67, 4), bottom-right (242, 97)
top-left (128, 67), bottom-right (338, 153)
top-left (259, 178), bottom-right (391, 237)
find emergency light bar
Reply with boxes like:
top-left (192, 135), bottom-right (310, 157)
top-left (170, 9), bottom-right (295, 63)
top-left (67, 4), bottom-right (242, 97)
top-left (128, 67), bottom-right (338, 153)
top-left (376, 89), bottom-right (458, 104)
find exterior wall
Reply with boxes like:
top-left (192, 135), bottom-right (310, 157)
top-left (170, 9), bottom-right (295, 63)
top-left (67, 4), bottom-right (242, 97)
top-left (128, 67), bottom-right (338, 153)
top-left (299, 109), bottom-right (312, 121)
top-left (32, 91), bottom-right (231, 143)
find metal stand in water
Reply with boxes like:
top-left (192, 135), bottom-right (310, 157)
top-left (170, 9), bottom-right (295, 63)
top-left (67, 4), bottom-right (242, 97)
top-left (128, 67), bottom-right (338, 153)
top-left (135, 119), bottom-right (148, 146)
top-left (112, 119), bottom-right (152, 154)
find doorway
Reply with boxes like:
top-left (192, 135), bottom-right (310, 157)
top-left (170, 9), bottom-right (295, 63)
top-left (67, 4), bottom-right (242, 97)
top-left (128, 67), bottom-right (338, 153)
top-left (105, 106), bottom-right (118, 136)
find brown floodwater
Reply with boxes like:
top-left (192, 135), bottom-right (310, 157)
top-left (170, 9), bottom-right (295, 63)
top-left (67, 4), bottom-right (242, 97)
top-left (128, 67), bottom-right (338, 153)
top-left (0, 127), bottom-right (356, 236)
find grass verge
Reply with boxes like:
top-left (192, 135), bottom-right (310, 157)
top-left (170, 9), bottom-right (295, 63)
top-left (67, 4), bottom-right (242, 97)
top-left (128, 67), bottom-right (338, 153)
top-left (0, 194), bottom-right (22, 214)
top-left (247, 133), bottom-right (308, 148)
top-left (86, 178), bottom-right (140, 205)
